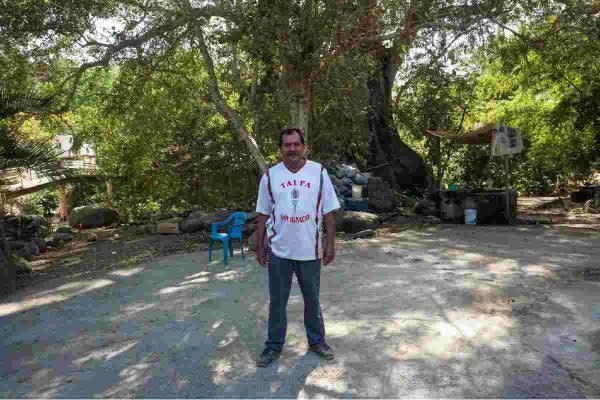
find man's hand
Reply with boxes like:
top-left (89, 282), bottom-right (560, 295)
top-left (257, 246), bottom-right (268, 267)
top-left (323, 241), bottom-right (335, 265)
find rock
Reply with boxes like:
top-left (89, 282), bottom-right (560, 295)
top-left (199, 210), bottom-right (232, 231)
top-left (87, 233), bottom-right (98, 242)
top-left (353, 229), bottom-right (376, 239)
top-left (32, 238), bottom-right (47, 253)
top-left (180, 217), bottom-right (206, 233)
top-left (157, 222), bottom-right (180, 235)
top-left (342, 211), bottom-right (380, 233)
top-left (14, 257), bottom-right (32, 275)
top-left (15, 246), bottom-right (33, 261)
top-left (28, 241), bottom-right (40, 257)
top-left (187, 210), bottom-right (208, 220)
top-left (56, 225), bottom-right (73, 234)
top-left (2, 215), bottom-right (48, 241)
top-left (8, 240), bottom-right (27, 251)
top-left (69, 206), bottom-right (119, 229)
top-left (369, 198), bottom-right (395, 213)
top-left (248, 230), bottom-right (258, 252)
top-left (423, 216), bottom-right (442, 224)
top-left (55, 232), bottom-right (74, 242)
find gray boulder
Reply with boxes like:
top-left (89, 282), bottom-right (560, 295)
top-left (69, 206), bottom-right (119, 229)
top-left (56, 225), bottom-right (73, 234)
top-left (32, 238), bottom-right (47, 253)
top-left (342, 211), bottom-right (380, 234)
top-left (179, 218), bottom-right (206, 233)
top-left (15, 246), bottom-right (33, 261)
top-left (54, 232), bottom-right (74, 242)
top-left (8, 240), bottom-right (27, 251)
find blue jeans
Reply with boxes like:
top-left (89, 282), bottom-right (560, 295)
top-left (265, 252), bottom-right (326, 351)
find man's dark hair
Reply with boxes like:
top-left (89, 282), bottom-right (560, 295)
top-left (279, 128), bottom-right (305, 147)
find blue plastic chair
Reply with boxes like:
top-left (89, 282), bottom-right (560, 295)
top-left (208, 212), bottom-right (247, 265)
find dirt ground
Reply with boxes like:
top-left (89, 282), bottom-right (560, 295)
top-left (1, 198), bottom-right (599, 397)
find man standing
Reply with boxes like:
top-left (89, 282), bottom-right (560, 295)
top-left (255, 128), bottom-right (340, 367)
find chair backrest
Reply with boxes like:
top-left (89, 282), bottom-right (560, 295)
top-left (228, 212), bottom-right (247, 238)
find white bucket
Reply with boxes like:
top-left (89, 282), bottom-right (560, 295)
top-left (464, 208), bottom-right (477, 225)
top-left (352, 184), bottom-right (363, 199)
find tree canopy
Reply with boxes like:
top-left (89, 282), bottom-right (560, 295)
top-left (1, 0), bottom-right (598, 215)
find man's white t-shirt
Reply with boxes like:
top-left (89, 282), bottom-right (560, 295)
top-left (256, 160), bottom-right (340, 261)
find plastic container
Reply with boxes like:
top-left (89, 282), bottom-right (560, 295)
top-left (464, 208), bottom-right (477, 225)
top-left (463, 196), bottom-right (477, 225)
top-left (352, 184), bottom-right (363, 199)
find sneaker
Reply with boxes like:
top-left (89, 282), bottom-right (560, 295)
top-left (308, 341), bottom-right (335, 360)
top-left (257, 348), bottom-right (281, 367)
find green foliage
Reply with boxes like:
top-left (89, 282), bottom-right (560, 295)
top-left (21, 189), bottom-right (59, 217)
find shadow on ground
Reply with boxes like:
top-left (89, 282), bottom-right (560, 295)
top-left (1, 225), bottom-right (599, 398)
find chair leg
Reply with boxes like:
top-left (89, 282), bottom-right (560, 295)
top-left (208, 239), bottom-right (213, 262)
top-left (240, 237), bottom-right (245, 259)
top-left (229, 239), bottom-right (234, 257)
top-left (223, 239), bottom-right (228, 265)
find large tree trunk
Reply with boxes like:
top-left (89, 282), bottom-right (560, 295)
top-left (367, 53), bottom-right (429, 190)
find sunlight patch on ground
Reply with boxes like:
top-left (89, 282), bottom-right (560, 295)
top-left (304, 366), bottom-right (350, 396)
top-left (109, 267), bottom-right (144, 277)
top-left (159, 284), bottom-right (197, 295)
top-left (486, 259), bottom-right (519, 277)
top-left (0, 279), bottom-right (114, 317)
top-left (524, 264), bottom-right (559, 280)
top-left (74, 340), bottom-right (139, 366)
top-left (97, 353), bottom-right (158, 398)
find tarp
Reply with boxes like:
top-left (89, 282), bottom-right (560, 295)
top-left (425, 123), bottom-right (496, 145)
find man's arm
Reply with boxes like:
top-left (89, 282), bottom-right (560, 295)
top-left (322, 211), bottom-right (336, 265)
top-left (256, 213), bottom-right (269, 267)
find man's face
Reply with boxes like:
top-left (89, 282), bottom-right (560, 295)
top-left (281, 131), bottom-right (306, 163)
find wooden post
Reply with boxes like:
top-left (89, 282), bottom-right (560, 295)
top-left (504, 155), bottom-right (512, 223)
top-left (59, 184), bottom-right (68, 221)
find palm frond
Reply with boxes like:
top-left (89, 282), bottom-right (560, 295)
top-left (0, 86), bottom-right (56, 119)
top-left (0, 126), bottom-right (68, 186)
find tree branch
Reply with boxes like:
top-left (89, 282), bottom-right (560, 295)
top-left (53, 5), bottom-right (223, 112)
top-left (195, 27), bottom-right (267, 173)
